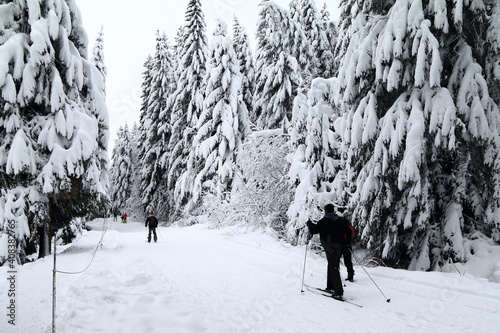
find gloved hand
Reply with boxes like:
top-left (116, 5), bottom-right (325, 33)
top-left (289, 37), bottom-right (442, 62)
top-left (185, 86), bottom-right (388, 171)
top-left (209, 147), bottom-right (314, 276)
top-left (306, 219), bottom-right (313, 227)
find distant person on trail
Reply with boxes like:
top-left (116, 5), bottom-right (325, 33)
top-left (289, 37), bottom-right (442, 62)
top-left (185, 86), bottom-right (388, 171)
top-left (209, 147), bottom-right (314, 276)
top-left (145, 212), bottom-right (158, 243)
top-left (337, 207), bottom-right (355, 282)
top-left (121, 213), bottom-right (128, 223)
top-left (113, 210), bottom-right (118, 222)
top-left (307, 204), bottom-right (352, 299)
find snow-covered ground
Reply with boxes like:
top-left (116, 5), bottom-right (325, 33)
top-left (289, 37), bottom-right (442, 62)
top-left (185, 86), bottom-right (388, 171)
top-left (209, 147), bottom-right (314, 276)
top-left (2, 219), bottom-right (500, 333)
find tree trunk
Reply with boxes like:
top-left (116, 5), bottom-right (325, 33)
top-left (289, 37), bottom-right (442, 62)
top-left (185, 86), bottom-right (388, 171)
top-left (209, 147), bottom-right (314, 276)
top-left (37, 225), bottom-right (51, 258)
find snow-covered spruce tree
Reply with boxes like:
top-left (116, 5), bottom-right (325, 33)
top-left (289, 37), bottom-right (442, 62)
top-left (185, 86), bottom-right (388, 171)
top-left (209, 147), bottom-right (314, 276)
top-left (137, 56), bottom-right (154, 136)
top-left (320, 3), bottom-right (338, 41)
top-left (136, 55), bottom-right (153, 216)
top-left (89, 26), bottom-right (109, 207)
top-left (167, 0), bottom-right (208, 219)
top-left (233, 16), bottom-right (255, 118)
top-left (172, 25), bottom-right (186, 70)
top-left (333, 0), bottom-right (360, 76)
top-left (91, 27), bottom-right (107, 86)
top-left (136, 32), bottom-right (175, 220)
top-left (152, 32), bottom-right (175, 219)
top-left (287, 77), bottom-right (344, 245)
top-left (315, 2), bottom-right (337, 78)
top-left (288, 0), bottom-right (337, 81)
top-left (0, 2), bottom-right (34, 263)
top-left (336, 0), bottom-right (500, 270)
top-left (486, 1), bottom-right (500, 106)
top-left (124, 123), bottom-right (143, 220)
top-left (252, 0), bottom-right (274, 125)
top-left (253, 0), bottom-right (302, 129)
top-left (288, 0), bottom-right (313, 81)
top-left (0, 0), bottom-right (109, 262)
top-left (110, 124), bottom-right (135, 214)
top-left (289, 0), bottom-right (301, 19)
top-left (157, 99), bottom-right (178, 218)
top-left (484, 0), bottom-right (500, 243)
top-left (296, 0), bottom-right (325, 78)
top-left (185, 19), bottom-right (249, 212)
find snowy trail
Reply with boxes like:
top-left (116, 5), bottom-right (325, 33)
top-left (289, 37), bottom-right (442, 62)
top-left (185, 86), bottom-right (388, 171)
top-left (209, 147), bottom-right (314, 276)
top-left (2, 219), bottom-right (500, 333)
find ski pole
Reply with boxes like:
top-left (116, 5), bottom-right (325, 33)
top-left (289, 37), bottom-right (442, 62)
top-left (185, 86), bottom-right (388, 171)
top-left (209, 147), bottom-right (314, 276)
top-left (352, 251), bottom-right (391, 303)
top-left (157, 226), bottom-right (164, 242)
top-left (300, 240), bottom-right (309, 293)
top-left (338, 264), bottom-right (347, 287)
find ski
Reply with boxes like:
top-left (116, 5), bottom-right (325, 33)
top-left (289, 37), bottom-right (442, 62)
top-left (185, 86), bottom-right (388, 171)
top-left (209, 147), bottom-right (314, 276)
top-left (304, 283), bottom-right (335, 295)
top-left (304, 284), bottom-right (363, 308)
top-left (322, 293), bottom-right (363, 308)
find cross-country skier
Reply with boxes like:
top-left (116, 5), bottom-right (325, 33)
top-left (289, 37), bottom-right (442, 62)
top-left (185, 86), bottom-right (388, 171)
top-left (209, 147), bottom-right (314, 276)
top-left (307, 204), bottom-right (352, 299)
top-left (145, 212), bottom-right (158, 243)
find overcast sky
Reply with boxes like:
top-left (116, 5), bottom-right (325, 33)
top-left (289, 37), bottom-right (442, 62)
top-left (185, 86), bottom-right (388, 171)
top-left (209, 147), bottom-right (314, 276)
top-left (75, 0), bottom-right (340, 150)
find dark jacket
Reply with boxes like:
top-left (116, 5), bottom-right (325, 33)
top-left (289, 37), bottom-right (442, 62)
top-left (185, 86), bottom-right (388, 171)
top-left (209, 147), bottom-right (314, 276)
top-left (307, 213), bottom-right (352, 247)
top-left (145, 215), bottom-right (158, 228)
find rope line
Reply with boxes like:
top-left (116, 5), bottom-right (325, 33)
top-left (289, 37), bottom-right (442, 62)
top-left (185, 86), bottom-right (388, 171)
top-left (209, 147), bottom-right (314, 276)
top-left (55, 218), bottom-right (109, 275)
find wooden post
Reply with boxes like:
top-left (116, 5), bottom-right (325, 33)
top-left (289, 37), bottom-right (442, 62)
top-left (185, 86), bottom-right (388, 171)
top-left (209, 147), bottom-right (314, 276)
top-left (52, 236), bottom-right (56, 333)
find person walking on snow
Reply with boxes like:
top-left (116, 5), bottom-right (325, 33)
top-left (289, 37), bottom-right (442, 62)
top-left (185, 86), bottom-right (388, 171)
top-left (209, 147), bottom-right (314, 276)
top-left (307, 204), bottom-right (352, 299)
top-left (145, 212), bottom-right (158, 243)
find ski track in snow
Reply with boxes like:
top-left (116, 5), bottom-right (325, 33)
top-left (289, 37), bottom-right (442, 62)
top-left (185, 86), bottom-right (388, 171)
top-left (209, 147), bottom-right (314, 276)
top-left (1, 219), bottom-right (500, 333)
